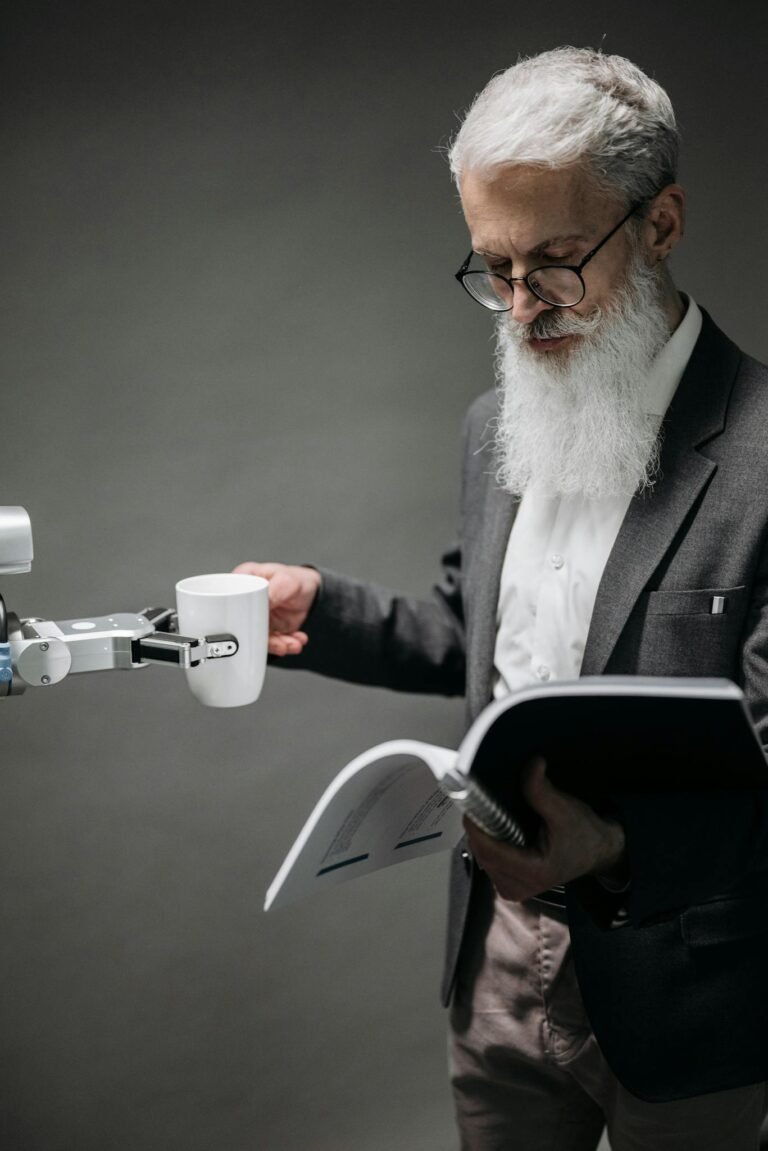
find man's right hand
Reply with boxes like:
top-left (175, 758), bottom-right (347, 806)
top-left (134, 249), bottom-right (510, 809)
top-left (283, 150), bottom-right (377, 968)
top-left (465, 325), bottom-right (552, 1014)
top-left (231, 562), bottom-right (321, 657)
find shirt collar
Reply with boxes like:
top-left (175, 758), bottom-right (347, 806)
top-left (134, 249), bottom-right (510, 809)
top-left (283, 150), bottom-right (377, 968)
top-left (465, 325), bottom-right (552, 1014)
top-left (642, 294), bottom-right (702, 418)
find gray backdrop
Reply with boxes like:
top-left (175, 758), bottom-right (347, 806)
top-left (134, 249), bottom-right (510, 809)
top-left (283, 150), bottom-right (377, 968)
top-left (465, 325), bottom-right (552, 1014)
top-left (1, 3), bottom-right (766, 1149)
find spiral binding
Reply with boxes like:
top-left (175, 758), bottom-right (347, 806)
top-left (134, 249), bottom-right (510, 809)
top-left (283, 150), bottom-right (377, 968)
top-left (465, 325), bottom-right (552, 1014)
top-left (440, 773), bottom-right (527, 847)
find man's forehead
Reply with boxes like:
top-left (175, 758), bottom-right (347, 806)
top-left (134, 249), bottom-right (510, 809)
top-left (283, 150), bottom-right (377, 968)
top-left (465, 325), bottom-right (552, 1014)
top-left (474, 229), bottom-right (587, 260)
top-left (460, 164), bottom-right (608, 251)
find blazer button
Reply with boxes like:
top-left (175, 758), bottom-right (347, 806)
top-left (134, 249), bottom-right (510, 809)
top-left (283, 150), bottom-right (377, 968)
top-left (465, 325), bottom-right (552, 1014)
top-left (609, 906), bottom-right (631, 929)
top-left (461, 849), bottom-right (472, 875)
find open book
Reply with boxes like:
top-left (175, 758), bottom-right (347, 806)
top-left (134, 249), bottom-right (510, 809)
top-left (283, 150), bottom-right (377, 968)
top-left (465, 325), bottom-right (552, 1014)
top-left (264, 676), bottom-right (768, 910)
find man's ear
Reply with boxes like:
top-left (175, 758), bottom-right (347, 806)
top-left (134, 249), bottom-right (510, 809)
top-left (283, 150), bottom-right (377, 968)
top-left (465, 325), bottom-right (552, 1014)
top-left (642, 184), bottom-right (685, 263)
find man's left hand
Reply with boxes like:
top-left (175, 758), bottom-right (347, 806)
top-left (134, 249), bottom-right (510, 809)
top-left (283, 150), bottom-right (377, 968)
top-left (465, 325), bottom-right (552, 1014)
top-left (463, 757), bottom-right (627, 901)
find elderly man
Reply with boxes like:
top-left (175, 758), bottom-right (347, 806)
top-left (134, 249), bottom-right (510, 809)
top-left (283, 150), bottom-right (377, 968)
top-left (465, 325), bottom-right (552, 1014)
top-left (238, 49), bottom-right (768, 1150)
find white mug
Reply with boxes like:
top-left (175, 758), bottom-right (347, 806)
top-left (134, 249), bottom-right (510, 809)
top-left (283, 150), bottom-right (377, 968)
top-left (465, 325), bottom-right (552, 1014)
top-left (175, 573), bottom-right (269, 707)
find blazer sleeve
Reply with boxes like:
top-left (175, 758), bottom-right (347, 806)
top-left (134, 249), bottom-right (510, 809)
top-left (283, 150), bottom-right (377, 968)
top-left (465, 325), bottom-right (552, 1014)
top-left (278, 553), bottom-right (466, 695)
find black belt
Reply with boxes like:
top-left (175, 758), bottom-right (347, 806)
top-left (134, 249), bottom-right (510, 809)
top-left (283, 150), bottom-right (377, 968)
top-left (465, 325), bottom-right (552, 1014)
top-left (533, 885), bottom-right (567, 909)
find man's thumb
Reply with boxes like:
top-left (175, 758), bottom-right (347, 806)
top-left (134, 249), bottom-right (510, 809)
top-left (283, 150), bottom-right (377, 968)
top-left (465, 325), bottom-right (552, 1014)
top-left (520, 756), bottom-right (558, 816)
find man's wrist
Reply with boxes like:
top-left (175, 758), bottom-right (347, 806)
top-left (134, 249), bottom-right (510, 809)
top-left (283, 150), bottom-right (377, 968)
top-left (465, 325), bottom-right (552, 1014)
top-left (593, 821), bottom-right (629, 887)
top-left (299, 564), bottom-right (323, 607)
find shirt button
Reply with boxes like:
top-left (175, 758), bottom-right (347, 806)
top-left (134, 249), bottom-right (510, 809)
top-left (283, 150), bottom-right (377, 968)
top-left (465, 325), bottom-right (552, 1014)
top-left (550, 553), bottom-right (564, 570)
top-left (535, 664), bottom-right (551, 681)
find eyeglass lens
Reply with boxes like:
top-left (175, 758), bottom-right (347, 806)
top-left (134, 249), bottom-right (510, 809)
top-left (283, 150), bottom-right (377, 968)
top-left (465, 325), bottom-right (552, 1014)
top-left (461, 266), bottom-right (584, 310)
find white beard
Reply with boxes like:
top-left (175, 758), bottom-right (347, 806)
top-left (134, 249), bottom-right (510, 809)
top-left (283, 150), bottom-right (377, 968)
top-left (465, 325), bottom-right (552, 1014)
top-left (493, 255), bottom-right (673, 500)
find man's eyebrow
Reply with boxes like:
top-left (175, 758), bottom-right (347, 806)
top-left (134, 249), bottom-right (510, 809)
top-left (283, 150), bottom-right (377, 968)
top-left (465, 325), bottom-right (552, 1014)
top-left (476, 233), bottom-right (586, 259)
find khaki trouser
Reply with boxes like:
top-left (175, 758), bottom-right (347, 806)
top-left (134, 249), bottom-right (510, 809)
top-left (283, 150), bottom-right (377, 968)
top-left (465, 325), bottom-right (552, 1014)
top-left (449, 890), bottom-right (768, 1151)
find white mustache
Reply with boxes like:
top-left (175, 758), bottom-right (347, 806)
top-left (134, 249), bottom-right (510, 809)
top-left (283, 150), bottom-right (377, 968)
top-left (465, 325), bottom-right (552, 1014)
top-left (509, 305), bottom-right (604, 343)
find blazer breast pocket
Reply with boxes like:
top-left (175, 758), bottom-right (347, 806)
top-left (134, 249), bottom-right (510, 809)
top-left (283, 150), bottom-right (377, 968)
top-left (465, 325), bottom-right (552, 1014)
top-left (631, 585), bottom-right (749, 677)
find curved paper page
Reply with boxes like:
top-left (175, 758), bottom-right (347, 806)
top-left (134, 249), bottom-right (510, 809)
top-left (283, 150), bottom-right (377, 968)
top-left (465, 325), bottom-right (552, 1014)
top-left (265, 739), bottom-right (461, 910)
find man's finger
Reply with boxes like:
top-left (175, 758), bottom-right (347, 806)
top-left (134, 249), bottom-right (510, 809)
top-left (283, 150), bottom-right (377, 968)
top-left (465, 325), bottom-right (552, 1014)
top-left (462, 815), bottom-right (528, 867)
top-left (268, 631), bottom-right (308, 657)
top-left (232, 561), bottom-right (280, 578)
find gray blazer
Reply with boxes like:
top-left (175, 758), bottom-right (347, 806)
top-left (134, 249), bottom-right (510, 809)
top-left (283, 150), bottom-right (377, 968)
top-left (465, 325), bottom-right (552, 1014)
top-left (286, 310), bottom-right (768, 1102)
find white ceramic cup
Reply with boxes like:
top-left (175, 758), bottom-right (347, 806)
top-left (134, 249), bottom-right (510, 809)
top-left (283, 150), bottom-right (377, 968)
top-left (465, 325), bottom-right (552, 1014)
top-left (175, 573), bottom-right (269, 707)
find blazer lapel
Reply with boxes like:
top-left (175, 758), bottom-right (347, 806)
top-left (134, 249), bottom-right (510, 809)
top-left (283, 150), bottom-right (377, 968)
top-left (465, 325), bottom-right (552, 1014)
top-left (581, 310), bottom-right (741, 676)
top-left (467, 485), bottom-right (518, 719)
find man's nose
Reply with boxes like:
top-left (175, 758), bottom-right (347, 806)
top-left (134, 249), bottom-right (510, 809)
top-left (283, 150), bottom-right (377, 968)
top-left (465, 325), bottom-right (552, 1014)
top-left (510, 281), bottom-right (554, 326)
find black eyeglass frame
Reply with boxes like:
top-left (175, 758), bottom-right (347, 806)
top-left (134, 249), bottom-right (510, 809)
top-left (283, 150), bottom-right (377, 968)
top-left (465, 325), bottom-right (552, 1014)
top-left (455, 199), bottom-right (645, 311)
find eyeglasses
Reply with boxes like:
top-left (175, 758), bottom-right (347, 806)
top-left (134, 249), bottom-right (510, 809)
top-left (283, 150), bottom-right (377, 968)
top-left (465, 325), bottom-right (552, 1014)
top-left (455, 201), bottom-right (642, 311)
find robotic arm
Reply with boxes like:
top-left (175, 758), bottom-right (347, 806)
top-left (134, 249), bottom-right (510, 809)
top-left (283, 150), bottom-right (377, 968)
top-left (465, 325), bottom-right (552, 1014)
top-left (0, 507), bottom-right (238, 699)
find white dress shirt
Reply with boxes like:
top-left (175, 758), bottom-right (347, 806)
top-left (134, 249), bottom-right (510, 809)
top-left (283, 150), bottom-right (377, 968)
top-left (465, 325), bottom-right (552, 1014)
top-left (492, 297), bottom-right (703, 699)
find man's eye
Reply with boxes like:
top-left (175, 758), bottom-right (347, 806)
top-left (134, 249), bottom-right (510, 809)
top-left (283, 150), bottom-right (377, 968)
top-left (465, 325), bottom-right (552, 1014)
top-left (486, 260), bottom-right (511, 274)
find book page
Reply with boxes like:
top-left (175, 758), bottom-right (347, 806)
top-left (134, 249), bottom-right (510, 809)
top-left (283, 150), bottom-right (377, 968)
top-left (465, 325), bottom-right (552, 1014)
top-left (265, 739), bottom-right (462, 910)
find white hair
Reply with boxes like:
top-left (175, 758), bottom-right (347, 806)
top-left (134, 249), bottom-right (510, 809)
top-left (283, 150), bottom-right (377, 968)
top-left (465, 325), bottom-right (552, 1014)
top-left (448, 47), bottom-right (679, 206)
